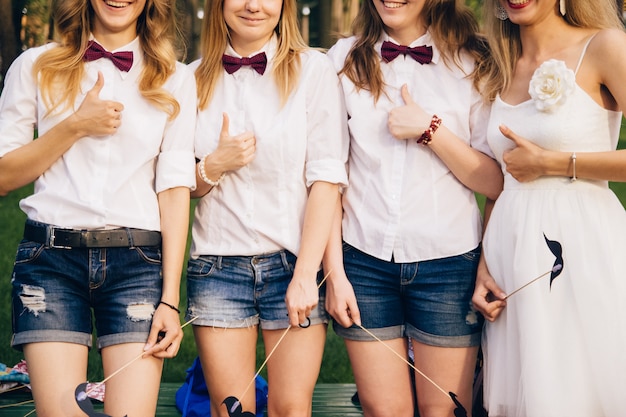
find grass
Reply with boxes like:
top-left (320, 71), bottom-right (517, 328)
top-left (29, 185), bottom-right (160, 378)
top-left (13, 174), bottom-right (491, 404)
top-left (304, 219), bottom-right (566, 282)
top-left (2, 122), bottom-right (626, 384)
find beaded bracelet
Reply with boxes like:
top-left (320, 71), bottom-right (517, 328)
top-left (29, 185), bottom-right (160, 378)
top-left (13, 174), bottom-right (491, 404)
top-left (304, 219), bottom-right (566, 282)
top-left (417, 114), bottom-right (442, 145)
top-left (570, 152), bottom-right (577, 182)
top-left (159, 300), bottom-right (181, 314)
top-left (198, 154), bottom-right (226, 186)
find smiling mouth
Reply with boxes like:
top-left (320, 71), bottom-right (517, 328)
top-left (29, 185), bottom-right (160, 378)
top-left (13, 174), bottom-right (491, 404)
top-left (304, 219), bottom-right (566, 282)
top-left (105, 0), bottom-right (130, 8)
top-left (508, 0), bottom-right (530, 6)
top-left (240, 16), bottom-right (264, 23)
top-left (381, 0), bottom-right (406, 8)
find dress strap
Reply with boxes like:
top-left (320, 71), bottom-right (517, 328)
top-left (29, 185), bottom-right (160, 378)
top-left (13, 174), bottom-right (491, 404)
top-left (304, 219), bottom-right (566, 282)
top-left (574, 33), bottom-right (599, 75)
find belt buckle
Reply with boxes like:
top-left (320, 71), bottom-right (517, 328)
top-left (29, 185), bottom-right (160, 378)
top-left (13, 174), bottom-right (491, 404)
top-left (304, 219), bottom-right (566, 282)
top-left (48, 227), bottom-right (72, 249)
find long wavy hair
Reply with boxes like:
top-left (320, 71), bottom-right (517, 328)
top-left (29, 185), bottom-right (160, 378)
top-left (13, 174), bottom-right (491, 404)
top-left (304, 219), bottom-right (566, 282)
top-left (195, 0), bottom-right (308, 109)
top-left (481, 0), bottom-right (623, 101)
top-left (340, 0), bottom-right (491, 102)
top-left (33, 0), bottom-right (181, 119)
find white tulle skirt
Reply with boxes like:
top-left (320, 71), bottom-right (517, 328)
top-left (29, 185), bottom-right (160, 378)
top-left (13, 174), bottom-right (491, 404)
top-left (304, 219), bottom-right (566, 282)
top-left (482, 177), bottom-right (626, 417)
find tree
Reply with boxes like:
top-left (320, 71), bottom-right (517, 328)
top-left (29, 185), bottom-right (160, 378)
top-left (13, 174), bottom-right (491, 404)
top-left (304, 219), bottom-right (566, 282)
top-left (177, 0), bottom-right (202, 62)
top-left (0, 0), bottom-right (20, 87)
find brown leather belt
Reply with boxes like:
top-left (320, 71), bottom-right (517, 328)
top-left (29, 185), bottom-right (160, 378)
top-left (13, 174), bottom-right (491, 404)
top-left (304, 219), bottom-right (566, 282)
top-left (24, 222), bottom-right (162, 248)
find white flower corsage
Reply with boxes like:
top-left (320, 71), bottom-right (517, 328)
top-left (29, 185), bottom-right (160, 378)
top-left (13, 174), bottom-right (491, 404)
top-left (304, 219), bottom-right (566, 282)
top-left (528, 59), bottom-right (576, 112)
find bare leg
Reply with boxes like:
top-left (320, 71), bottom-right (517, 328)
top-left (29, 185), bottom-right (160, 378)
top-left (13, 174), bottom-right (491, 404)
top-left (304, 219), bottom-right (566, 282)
top-left (263, 324), bottom-right (326, 417)
top-left (345, 338), bottom-right (414, 417)
top-left (194, 326), bottom-right (259, 417)
top-left (412, 340), bottom-right (478, 417)
top-left (24, 342), bottom-right (89, 417)
top-left (101, 342), bottom-right (163, 417)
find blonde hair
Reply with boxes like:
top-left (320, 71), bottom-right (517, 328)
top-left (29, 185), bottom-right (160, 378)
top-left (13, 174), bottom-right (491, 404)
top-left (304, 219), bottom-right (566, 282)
top-left (34, 0), bottom-right (181, 119)
top-left (340, 0), bottom-right (491, 102)
top-left (482, 0), bottom-right (624, 101)
top-left (195, 0), bottom-right (308, 109)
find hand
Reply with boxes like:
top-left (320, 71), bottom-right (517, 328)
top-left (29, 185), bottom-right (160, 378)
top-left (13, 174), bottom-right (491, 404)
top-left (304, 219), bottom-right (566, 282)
top-left (501, 124), bottom-right (546, 182)
top-left (325, 271), bottom-right (361, 328)
top-left (388, 84), bottom-right (431, 140)
top-left (70, 72), bottom-right (125, 137)
top-left (210, 113), bottom-right (256, 172)
top-left (471, 262), bottom-right (506, 322)
top-left (285, 272), bottom-right (319, 328)
top-left (143, 304), bottom-right (183, 359)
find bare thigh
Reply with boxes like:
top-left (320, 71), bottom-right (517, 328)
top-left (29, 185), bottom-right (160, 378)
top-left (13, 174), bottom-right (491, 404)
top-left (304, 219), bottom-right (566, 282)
top-left (194, 326), bottom-right (259, 417)
top-left (24, 342), bottom-right (89, 417)
top-left (345, 338), bottom-right (414, 417)
top-left (263, 324), bottom-right (326, 417)
top-left (412, 340), bottom-right (478, 417)
top-left (101, 342), bottom-right (163, 417)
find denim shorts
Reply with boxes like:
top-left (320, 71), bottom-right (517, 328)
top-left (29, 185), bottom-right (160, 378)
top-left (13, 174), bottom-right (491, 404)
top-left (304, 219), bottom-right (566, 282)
top-left (186, 250), bottom-right (329, 330)
top-left (333, 243), bottom-right (483, 348)
top-left (11, 229), bottom-right (163, 350)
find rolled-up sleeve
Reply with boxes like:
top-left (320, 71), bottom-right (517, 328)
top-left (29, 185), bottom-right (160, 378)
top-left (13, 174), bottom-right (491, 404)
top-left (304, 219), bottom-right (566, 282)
top-left (304, 52), bottom-right (349, 188)
top-left (156, 63), bottom-right (197, 193)
top-left (0, 48), bottom-right (40, 157)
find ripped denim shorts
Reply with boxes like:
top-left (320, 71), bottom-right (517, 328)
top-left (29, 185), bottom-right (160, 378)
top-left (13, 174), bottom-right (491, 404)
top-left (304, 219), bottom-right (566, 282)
top-left (11, 223), bottom-right (163, 350)
top-left (186, 250), bottom-right (328, 330)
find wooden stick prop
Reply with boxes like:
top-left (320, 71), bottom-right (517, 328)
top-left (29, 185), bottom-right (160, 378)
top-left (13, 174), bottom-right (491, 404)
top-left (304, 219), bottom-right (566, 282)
top-left (504, 265), bottom-right (562, 299)
top-left (3, 316), bottom-right (201, 417)
top-left (74, 316), bottom-right (198, 417)
top-left (223, 270), bottom-right (331, 417)
top-left (348, 234), bottom-right (564, 417)
top-left (356, 324), bottom-right (468, 417)
top-left (0, 399), bottom-right (35, 412)
top-left (504, 234), bottom-right (564, 300)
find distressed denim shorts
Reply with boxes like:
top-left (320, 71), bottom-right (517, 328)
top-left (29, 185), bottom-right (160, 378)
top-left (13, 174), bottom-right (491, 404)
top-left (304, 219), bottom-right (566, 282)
top-left (333, 242), bottom-right (483, 348)
top-left (11, 230), bottom-right (163, 350)
top-left (186, 250), bottom-right (329, 330)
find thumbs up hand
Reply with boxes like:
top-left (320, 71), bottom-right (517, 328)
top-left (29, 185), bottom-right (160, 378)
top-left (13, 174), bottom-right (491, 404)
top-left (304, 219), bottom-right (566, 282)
top-left (71, 72), bottom-right (125, 137)
top-left (388, 84), bottom-right (432, 140)
top-left (211, 112), bottom-right (256, 172)
top-left (500, 124), bottom-right (547, 182)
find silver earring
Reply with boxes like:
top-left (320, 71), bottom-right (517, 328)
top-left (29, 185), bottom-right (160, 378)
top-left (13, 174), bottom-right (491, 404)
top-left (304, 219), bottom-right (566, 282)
top-left (560, 0), bottom-right (566, 15)
top-left (495, 3), bottom-right (509, 20)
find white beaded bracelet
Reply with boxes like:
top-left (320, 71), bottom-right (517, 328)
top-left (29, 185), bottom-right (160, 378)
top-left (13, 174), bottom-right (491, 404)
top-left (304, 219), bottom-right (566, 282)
top-left (570, 152), bottom-right (577, 182)
top-left (198, 154), bottom-right (225, 187)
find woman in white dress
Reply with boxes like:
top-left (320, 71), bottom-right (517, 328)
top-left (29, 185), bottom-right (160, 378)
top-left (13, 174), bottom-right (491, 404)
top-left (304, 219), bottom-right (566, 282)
top-left (472, 1), bottom-right (626, 416)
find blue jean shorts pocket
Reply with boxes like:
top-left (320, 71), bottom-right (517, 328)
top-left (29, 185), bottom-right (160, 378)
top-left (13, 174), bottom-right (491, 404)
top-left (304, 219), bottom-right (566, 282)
top-left (14, 241), bottom-right (45, 265)
top-left (133, 246), bottom-right (162, 265)
top-left (187, 256), bottom-right (218, 278)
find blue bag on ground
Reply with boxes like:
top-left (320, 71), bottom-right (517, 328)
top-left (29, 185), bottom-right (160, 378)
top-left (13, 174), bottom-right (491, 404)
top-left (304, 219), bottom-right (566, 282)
top-left (175, 356), bottom-right (268, 417)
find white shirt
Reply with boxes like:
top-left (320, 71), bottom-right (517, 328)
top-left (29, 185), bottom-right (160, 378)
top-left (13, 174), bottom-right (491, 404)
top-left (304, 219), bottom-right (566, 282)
top-left (0, 37), bottom-right (197, 231)
top-left (326, 33), bottom-right (492, 263)
top-left (189, 37), bottom-right (349, 257)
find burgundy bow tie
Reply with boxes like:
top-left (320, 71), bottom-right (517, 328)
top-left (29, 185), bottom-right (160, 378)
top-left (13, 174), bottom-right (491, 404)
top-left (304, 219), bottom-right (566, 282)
top-left (83, 41), bottom-right (134, 72)
top-left (381, 41), bottom-right (433, 64)
top-left (222, 52), bottom-right (267, 75)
